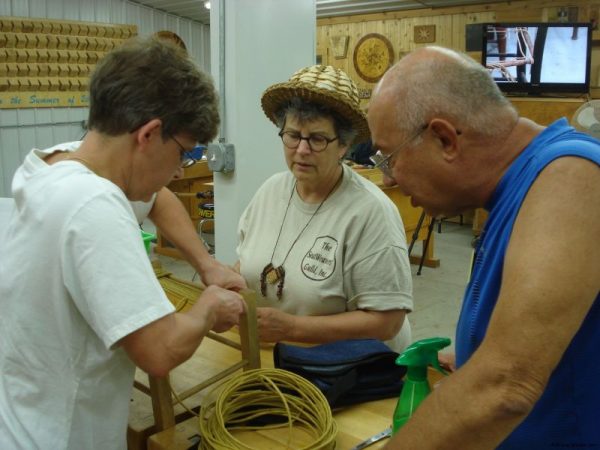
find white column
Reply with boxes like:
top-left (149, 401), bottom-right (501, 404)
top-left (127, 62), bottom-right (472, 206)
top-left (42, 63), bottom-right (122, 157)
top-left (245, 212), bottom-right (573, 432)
top-left (210, 0), bottom-right (316, 264)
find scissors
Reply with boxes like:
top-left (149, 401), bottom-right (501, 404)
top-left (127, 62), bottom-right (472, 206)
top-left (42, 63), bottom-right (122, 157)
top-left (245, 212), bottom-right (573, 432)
top-left (350, 425), bottom-right (393, 450)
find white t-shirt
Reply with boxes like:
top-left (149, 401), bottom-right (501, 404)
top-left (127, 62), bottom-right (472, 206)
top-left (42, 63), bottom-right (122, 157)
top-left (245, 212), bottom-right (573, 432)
top-left (237, 164), bottom-right (413, 352)
top-left (0, 148), bottom-right (175, 449)
top-left (26, 141), bottom-right (156, 223)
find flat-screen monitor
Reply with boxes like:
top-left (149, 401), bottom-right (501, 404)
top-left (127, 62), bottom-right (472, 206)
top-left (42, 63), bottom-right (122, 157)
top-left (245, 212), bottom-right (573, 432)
top-left (482, 23), bottom-right (592, 95)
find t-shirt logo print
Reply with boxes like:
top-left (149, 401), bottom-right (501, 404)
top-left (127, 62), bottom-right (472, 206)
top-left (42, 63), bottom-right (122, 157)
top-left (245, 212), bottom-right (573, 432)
top-left (301, 236), bottom-right (338, 281)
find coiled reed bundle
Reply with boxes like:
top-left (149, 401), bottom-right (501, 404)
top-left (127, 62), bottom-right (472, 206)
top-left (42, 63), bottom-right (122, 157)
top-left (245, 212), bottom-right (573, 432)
top-left (199, 368), bottom-right (337, 450)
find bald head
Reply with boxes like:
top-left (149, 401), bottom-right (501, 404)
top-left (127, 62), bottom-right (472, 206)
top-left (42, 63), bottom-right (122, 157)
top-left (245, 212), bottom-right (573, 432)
top-left (371, 46), bottom-right (517, 139)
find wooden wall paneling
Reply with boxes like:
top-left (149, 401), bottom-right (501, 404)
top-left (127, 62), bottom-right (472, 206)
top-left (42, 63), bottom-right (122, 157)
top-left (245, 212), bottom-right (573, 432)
top-left (318, 0), bottom-right (600, 26)
top-left (316, 24), bottom-right (325, 64)
top-left (453, 14), bottom-right (467, 50)
top-left (318, 0), bottom-right (600, 98)
top-left (398, 17), bottom-right (411, 54)
top-left (493, 2), bottom-right (548, 22)
top-left (437, 15), bottom-right (453, 48)
top-left (383, 17), bottom-right (399, 51)
top-left (510, 97), bottom-right (586, 126)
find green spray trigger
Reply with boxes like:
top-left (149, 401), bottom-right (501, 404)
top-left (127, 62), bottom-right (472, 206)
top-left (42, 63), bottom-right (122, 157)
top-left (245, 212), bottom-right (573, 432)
top-left (392, 337), bottom-right (451, 434)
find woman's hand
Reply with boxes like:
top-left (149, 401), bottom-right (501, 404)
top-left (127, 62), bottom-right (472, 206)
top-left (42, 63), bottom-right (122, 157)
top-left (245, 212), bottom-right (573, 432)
top-left (198, 285), bottom-right (247, 333)
top-left (200, 260), bottom-right (247, 291)
top-left (256, 307), bottom-right (296, 342)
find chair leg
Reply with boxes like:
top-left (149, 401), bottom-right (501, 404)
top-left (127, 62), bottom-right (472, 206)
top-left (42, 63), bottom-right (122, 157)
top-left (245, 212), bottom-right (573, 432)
top-left (239, 289), bottom-right (261, 369)
top-left (418, 218), bottom-right (436, 275)
top-left (148, 375), bottom-right (175, 432)
top-left (408, 211), bottom-right (427, 257)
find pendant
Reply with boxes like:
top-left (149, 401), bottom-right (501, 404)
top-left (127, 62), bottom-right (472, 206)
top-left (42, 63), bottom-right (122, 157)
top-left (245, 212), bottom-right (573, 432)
top-left (266, 266), bottom-right (281, 284)
top-left (260, 263), bottom-right (286, 299)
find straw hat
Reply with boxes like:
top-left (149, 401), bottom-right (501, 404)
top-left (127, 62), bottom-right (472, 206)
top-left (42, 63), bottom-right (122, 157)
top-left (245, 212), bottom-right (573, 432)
top-left (261, 65), bottom-right (369, 143)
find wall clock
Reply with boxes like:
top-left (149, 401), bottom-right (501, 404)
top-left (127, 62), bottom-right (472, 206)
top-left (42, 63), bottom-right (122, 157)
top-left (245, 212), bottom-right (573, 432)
top-left (353, 33), bottom-right (394, 83)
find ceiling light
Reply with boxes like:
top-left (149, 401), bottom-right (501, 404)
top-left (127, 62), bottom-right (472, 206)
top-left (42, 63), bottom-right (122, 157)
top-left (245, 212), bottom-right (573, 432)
top-left (204, 1), bottom-right (210, 9)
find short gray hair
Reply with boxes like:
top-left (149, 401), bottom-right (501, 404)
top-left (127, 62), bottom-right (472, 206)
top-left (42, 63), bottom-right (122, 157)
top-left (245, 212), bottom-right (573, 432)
top-left (388, 47), bottom-right (517, 139)
top-left (273, 97), bottom-right (358, 146)
top-left (88, 37), bottom-right (219, 144)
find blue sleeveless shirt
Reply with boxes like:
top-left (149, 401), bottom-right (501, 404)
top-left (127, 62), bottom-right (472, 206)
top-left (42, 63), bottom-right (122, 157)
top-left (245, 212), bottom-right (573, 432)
top-left (455, 119), bottom-right (600, 449)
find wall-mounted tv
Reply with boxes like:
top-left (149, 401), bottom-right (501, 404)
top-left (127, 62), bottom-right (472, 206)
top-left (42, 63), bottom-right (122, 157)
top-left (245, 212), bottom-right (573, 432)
top-left (482, 23), bottom-right (592, 95)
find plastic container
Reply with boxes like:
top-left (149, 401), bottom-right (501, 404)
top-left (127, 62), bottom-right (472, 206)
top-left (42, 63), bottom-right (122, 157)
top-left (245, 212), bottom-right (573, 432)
top-left (190, 145), bottom-right (206, 161)
top-left (392, 337), bottom-right (451, 434)
top-left (141, 230), bottom-right (156, 255)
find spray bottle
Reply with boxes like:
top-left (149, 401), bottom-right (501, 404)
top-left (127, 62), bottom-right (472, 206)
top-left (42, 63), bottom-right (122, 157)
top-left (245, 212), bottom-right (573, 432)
top-left (392, 337), bottom-right (451, 434)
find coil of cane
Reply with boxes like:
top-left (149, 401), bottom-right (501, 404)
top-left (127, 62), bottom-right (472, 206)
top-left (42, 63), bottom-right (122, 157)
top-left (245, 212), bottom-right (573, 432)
top-left (198, 368), bottom-right (337, 450)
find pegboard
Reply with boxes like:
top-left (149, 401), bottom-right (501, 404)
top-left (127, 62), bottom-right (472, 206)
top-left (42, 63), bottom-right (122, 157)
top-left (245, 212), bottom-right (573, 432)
top-left (0, 17), bottom-right (137, 109)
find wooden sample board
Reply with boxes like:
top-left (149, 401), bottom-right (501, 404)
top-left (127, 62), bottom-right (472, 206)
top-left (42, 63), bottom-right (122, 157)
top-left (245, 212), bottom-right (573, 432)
top-left (0, 16), bottom-right (136, 108)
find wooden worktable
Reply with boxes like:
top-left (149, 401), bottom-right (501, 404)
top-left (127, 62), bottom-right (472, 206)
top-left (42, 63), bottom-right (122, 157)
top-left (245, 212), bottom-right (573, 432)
top-left (154, 162), bottom-right (213, 259)
top-left (146, 332), bottom-right (445, 450)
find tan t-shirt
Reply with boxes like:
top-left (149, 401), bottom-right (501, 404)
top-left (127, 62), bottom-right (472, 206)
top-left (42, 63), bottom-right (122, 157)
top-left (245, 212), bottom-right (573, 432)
top-left (237, 164), bottom-right (413, 352)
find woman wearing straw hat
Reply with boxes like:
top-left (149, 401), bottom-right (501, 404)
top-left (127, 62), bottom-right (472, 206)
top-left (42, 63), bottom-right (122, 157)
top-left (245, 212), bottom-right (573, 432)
top-left (236, 65), bottom-right (413, 352)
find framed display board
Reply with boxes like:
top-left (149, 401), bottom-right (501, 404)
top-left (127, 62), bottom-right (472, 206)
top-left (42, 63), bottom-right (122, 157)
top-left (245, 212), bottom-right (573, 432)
top-left (353, 33), bottom-right (394, 83)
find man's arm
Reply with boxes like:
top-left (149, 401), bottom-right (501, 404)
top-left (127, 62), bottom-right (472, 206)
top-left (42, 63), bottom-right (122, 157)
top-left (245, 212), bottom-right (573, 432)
top-left (149, 187), bottom-right (246, 290)
top-left (385, 157), bottom-right (600, 449)
top-left (120, 285), bottom-right (245, 377)
top-left (257, 307), bottom-right (406, 343)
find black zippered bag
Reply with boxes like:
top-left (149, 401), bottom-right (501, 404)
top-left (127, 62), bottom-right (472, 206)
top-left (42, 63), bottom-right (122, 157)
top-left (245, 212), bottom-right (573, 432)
top-left (274, 339), bottom-right (406, 408)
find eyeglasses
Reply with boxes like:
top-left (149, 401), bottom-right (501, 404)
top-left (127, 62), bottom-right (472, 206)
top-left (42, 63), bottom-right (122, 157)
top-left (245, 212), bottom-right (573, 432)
top-left (278, 130), bottom-right (339, 153)
top-left (171, 135), bottom-right (199, 168)
top-left (370, 125), bottom-right (428, 179)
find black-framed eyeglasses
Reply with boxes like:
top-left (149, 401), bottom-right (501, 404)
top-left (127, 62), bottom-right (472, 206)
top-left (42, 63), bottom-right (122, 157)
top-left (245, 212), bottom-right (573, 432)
top-left (171, 135), bottom-right (199, 168)
top-left (278, 130), bottom-right (339, 153)
top-left (369, 125), bottom-right (429, 179)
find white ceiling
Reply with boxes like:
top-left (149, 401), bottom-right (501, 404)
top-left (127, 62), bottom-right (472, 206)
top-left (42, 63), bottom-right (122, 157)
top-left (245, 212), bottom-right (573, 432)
top-left (129, 0), bottom-right (501, 25)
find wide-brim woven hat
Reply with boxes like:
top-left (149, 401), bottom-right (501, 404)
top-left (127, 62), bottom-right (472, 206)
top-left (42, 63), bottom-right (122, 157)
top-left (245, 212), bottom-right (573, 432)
top-left (261, 65), bottom-right (370, 143)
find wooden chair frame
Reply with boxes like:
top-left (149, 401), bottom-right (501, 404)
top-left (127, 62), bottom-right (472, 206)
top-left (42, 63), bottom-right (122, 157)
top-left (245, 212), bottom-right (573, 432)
top-left (130, 269), bottom-right (260, 445)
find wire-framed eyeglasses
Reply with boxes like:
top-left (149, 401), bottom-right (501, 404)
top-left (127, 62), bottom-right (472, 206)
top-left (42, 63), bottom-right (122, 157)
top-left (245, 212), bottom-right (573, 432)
top-left (278, 130), bottom-right (339, 152)
top-left (171, 135), bottom-right (199, 168)
top-left (370, 125), bottom-right (428, 179)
